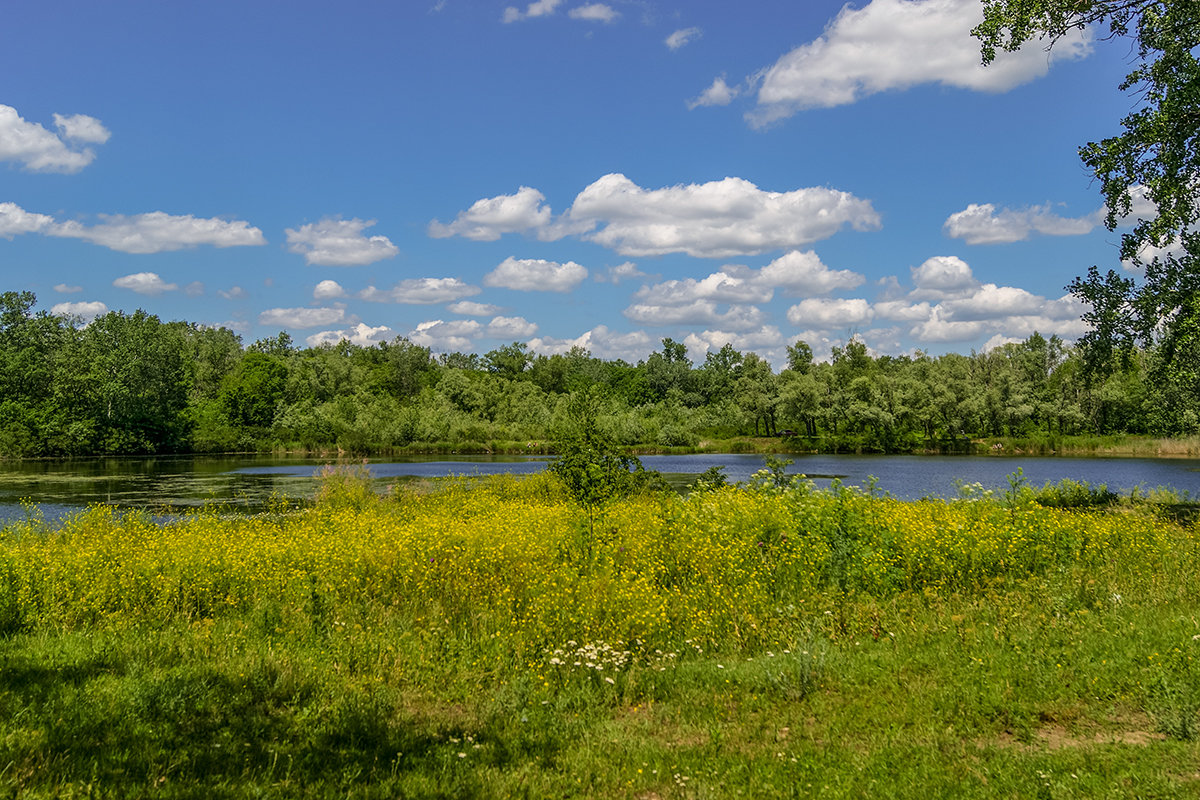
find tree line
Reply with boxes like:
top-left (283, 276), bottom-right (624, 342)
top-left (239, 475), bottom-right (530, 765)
top-left (0, 289), bottom-right (1196, 459)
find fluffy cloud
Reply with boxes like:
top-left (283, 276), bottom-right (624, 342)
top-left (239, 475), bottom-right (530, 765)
top-left (666, 27), bottom-right (701, 50)
top-left (431, 174), bottom-right (880, 258)
top-left (528, 325), bottom-right (654, 361)
top-left (50, 300), bottom-right (107, 321)
top-left (53, 212), bottom-right (266, 253)
top-left (53, 283), bottom-right (82, 293)
top-left (0, 105), bottom-right (109, 172)
top-left (943, 202), bottom-right (1102, 244)
top-left (624, 300), bottom-right (766, 331)
top-left (53, 113), bottom-right (111, 144)
top-left (258, 306), bottom-right (346, 329)
top-left (909, 255), bottom-right (979, 299)
top-left (286, 218), bottom-right (398, 266)
top-left (407, 319), bottom-right (482, 351)
top-left (185, 281), bottom-right (205, 297)
top-left (901, 285), bottom-right (1088, 343)
top-left (635, 267), bottom-right (775, 306)
top-left (787, 297), bottom-right (874, 328)
top-left (940, 283), bottom-right (1044, 321)
top-left (306, 322), bottom-right (393, 348)
top-left (688, 76), bottom-right (739, 109)
top-left (113, 272), bottom-right (179, 296)
top-left (0, 202), bottom-right (56, 237)
top-left (487, 315), bottom-right (539, 338)
top-left (502, 0), bottom-right (561, 22)
top-left (572, 174), bottom-right (880, 257)
top-left (569, 3), bottom-right (618, 22)
top-left (2, 202), bottom-right (265, 253)
top-left (484, 257), bottom-right (588, 292)
top-left (683, 326), bottom-right (784, 361)
top-left (758, 250), bottom-right (864, 294)
top-left (908, 308), bottom-right (988, 342)
top-left (635, 252), bottom-right (860, 310)
top-left (428, 186), bottom-right (553, 241)
top-left (873, 300), bottom-right (934, 322)
top-left (751, 0), bottom-right (1090, 125)
top-left (219, 286), bottom-right (247, 300)
top-left (448, 300), bottom-right (503, 316)
top-left (359, 278), bottom-right (481, 304)
top-left (313, 280), bottom-right (346, 300)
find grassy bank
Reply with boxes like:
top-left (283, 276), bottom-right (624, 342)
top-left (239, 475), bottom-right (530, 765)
top-left (1, 472), bottom-right (1199, 797)
top-left (258, 433), bottom-right (1200, 459)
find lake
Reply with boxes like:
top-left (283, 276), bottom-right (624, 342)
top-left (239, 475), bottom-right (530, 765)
top-left (2, 452), bottom-right (1198, 527)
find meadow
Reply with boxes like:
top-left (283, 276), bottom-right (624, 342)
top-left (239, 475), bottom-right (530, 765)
top-left (1, 467), bottom-right (1198, 798)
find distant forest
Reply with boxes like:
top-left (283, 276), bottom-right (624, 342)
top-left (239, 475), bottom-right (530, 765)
top-left (1, 290), bottom-right (1197, 458)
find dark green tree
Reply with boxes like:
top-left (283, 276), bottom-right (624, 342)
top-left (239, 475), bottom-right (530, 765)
top-left (550, 392), bottom-right (644, 556)
top-left (976, 0), bottom-right (1200, 377)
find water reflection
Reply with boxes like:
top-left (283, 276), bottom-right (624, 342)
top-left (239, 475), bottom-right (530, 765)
top-left (2, 452), bottom-right (1198, 527)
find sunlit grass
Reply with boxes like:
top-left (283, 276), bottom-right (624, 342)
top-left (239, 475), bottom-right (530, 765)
top-left (1, 470), bottom-right (1198, 797)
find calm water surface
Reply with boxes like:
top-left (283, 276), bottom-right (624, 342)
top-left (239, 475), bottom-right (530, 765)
top-left (2, 452), bottom-right (1198, 527)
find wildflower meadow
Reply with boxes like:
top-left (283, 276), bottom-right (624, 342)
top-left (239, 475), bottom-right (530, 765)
top-left (1, 468), bottom-right (1198, 797)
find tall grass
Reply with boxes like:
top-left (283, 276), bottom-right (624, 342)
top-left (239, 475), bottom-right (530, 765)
top-left (1, 470), bottom-right (1198, 797)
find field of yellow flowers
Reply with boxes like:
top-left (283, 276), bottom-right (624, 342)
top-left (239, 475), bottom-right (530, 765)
top-left (1, 470), bottom-right (1198, 798)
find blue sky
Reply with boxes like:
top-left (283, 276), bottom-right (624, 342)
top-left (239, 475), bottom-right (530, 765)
top-left (1, 0), bottom-right (1144, 365)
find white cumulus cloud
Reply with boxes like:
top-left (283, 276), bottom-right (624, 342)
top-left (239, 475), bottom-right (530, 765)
top-left (943, 202), bottom-right (1102, 244)
top-left (0, 105), bottom-right (110, 172)
top-left (758, 250), bottom-right (864, 294)
top-left (0, 202), bottom-right (56, 237)
top-left (313, 280), bottom-right (346, 300)
top-left (502, 0), bottom-right (561, 22)
top-left (484, 257), bottom-right (588, 292)
top-left (408, 319), bottom-right (482, 351)
top-left (359, 278), bottom-right (481, 304)
top-left (683, 326), bottom-right (784, 362)
top-left (113, 272), bottom-right (179, 296)
top-left (53, 283), bottom-right (82, 294)
top-left (750, 0), bottom-right (1090, 125)
top-left (634, 252), bottom-right (862, 309)
top-left (448, 300), bottom-right (503, 316)
top-left (258, 307), bottom-right (346, 329)
top-left (428, 186), bottom-right (553, 241)
top-left (53, 113), bottom-right (111, 144)
top-left (787, 297), bottom-right (874, 328)
top-left (43, 210), bottom-right (266, 253)
top-left (570, 174), bottom-right (880, 257)
top-left (528, 325), bottom-right (654, 361)
top-left (569, 3), bottom-right (618, 22)
top-left (430, 174), bottom-right (880, 258)
top-left (50, 300), bottom-right (107, 321)
top-left (688, 76), bottom-right (739, 109)
top-left (307, 322), bottom-right (393, 348)
top-left (286, 217), bottom-right (398, 266)
top-left (487, 315), bottom-right (539, 338)
top-left (909, 255), bottom-right (979, 299)
top-left (624, 300), bottom-right (766, 331)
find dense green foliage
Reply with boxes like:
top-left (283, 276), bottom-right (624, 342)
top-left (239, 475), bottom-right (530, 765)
top-left (2, 290), bottom-right (1198, 458)
top-left (1, 472), bottom-right (1198, 797)
top-left (975, 0), bottom-right (1200, 408)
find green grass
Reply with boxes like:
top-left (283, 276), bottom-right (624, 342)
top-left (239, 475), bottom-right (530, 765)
top-left (1, 474), bottom-right (1198, 797)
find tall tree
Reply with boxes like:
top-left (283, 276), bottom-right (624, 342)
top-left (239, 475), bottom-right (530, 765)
top-left (975, 1), bottom-right (1200, 375)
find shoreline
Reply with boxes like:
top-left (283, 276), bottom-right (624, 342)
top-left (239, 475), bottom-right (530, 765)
top-left (4, 435), bottom-right (1200, 464)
